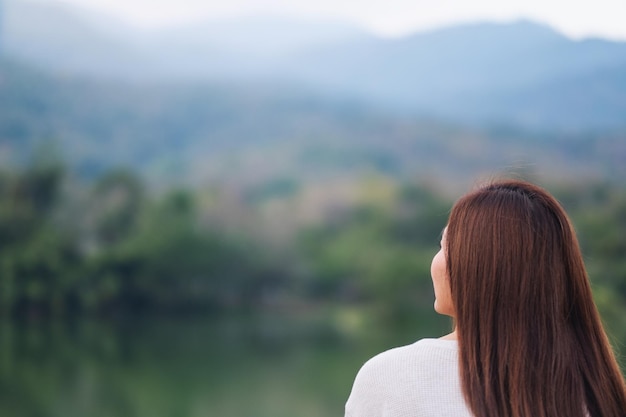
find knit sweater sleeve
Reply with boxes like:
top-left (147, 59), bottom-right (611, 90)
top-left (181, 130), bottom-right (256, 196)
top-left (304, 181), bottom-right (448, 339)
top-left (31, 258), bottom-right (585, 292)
top-left (344, 351), bottom-right (390, 417)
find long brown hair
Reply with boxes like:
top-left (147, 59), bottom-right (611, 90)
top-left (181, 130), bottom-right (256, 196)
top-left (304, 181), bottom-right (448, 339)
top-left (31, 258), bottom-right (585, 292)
top-left (446, 180), bottom-right (626, 417)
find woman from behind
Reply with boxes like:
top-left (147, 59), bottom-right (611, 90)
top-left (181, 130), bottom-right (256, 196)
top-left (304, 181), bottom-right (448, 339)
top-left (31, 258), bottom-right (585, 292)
top-left (345, 180), bottom-right (626, 417)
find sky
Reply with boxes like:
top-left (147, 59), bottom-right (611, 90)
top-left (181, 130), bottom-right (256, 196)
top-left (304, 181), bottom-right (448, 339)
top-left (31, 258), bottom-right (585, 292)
top-left (48, 0), bottom-right (626, 40)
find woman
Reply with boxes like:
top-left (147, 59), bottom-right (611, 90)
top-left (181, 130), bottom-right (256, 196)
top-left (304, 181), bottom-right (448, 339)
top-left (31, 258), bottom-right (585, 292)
top-left (345, 180), bottom-right (626, 417)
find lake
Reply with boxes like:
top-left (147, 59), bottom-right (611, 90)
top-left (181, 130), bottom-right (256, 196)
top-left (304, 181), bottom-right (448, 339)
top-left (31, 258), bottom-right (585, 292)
top-left (0, 311), bottom-right (450, 417)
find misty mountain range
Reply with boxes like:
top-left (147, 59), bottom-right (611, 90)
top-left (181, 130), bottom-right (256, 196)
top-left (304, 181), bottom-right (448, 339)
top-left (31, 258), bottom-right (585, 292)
top-left (2, 0), bottom-right (626, 130)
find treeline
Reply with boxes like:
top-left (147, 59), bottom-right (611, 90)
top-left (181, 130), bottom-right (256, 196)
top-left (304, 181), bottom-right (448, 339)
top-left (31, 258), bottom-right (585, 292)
top-left (1, 162), bottom-right (625, 339)
top-left (0, 162), bottom-right (290, 317)
top-left (0, 162), bottom-right (439, 318)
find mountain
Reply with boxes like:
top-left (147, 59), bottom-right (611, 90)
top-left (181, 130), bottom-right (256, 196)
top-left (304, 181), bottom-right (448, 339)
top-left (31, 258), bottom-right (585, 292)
top-left (279, 21), bottom-right (626, 126)
top-left (2, 0), bottom-right (626, 129)
top-left (2, 58), bottom-right (625, 187)
top-left (443, 64), bottom-right (626, 129)
top-left (282, 20), bottom-right (572, 97)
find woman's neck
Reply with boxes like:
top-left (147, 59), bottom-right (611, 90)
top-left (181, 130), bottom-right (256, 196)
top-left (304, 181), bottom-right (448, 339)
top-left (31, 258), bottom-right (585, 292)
top-left (439, 330), bottom-right (458, 340)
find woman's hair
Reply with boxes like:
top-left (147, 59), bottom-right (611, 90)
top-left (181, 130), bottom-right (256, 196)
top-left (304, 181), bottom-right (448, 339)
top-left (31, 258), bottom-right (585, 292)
top-left (446, 180), bottom-right (626, 417)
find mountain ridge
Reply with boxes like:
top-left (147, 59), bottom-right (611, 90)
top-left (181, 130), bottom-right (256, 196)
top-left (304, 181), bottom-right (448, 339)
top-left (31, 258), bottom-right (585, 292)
top-left (2, 0), bottom-right (626, 129)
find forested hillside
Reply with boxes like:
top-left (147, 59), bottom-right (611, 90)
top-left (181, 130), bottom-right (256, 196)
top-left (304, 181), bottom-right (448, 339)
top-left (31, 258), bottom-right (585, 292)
top-left (1, 59), bottom-right (625, 188)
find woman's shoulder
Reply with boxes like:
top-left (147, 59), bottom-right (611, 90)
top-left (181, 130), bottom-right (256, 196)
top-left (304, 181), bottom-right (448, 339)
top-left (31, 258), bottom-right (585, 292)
top-left (345, 338), bottom-right (462, 417)
top-left (354, 338), bottom-right (458, 382)
top-left (367, 338), bottom-right (457, 363)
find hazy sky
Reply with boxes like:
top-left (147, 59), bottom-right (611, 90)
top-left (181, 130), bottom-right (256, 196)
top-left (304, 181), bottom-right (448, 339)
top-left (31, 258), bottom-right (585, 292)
top-left (50, 0), bottom-right (626, 40)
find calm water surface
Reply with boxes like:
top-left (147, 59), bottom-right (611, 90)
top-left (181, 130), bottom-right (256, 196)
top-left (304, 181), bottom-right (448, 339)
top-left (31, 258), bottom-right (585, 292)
top-left (0, 313), bottom-right (449, 417)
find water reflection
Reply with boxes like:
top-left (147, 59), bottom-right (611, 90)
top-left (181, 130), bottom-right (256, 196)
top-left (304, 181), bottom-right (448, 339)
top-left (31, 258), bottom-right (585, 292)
top-left (0, 313), bottom-right (449, 417)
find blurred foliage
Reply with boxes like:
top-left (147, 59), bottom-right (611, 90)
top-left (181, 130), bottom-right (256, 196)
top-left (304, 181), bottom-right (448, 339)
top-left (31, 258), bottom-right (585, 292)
top-left (0, 162), bottom-right (623, 348)
top-left (0, 161), bottom-right (299, 317)
top-left (297, 183), bottom-right (449, 323)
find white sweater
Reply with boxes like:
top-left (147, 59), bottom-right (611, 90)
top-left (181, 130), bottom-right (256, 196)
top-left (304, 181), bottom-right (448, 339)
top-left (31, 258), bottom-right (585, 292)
top-left (345, 338), bottom-right (474, 417)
